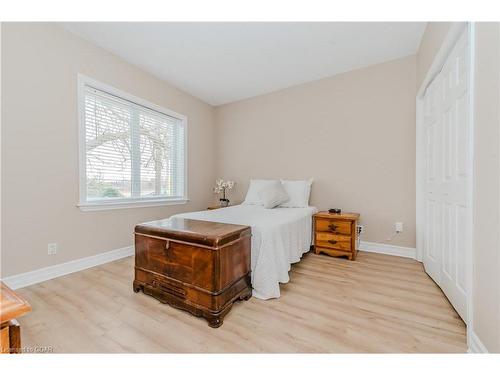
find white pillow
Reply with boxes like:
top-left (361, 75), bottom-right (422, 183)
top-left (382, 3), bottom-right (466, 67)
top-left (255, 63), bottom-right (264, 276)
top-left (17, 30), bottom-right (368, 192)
top-left (279, 179), bottom-right (313, 208)
top-left (257, 183), bottom-right (289, 209)
top-left (242, 179), bottom-right (280, 205)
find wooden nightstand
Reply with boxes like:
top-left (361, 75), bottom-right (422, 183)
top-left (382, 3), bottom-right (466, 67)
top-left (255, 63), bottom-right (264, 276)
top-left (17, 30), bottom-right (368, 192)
top-left (313, 211), bottom-right (360, 260)
top-left (207, 205), bottom-right (228, 210)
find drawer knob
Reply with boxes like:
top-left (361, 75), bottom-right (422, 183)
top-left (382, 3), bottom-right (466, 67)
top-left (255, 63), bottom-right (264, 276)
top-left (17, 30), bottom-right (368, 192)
top-left (328, 224), bottom-right (338, 232)
top-left (165, 241), bottom-right (170, 250)
top-left (328, 240), bottom-right (338, 245)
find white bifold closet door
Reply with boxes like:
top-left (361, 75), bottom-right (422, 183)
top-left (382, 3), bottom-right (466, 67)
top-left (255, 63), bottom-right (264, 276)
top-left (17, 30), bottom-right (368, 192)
top-left (422, 29), bottom-right (469, 321)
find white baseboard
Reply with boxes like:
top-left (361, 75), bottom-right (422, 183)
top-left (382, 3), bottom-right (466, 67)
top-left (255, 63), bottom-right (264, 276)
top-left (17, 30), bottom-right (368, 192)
top-left (1, 245), bottom-right (134, 290)
top-left (468, 330), bottom-right (489, 353)
top-left (359, 241), bottom-right (416, 259)
top-left (2, 241), bottom-right (416, 289)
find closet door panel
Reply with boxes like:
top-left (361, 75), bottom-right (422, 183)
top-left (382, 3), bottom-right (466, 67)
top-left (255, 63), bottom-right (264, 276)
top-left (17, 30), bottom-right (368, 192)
top-left (423, 76), bottom-right (443, 284)
top-left (422, 28), bottom-right (469, 321)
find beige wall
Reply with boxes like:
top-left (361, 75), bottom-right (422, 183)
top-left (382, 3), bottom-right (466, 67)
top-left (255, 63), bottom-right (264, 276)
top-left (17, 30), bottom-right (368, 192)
top-left (1, 23), bottom-right (216, 277)
top-left (416, 22), bottom-right (454, 89)
top-left (215, 56), bottom-right (417, 248)
top-left (472, 22), bottom-right (500, 353)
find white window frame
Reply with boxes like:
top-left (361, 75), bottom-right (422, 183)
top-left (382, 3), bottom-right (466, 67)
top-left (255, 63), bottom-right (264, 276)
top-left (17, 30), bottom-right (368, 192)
top-left (77, 74), bottom-right (188, 211)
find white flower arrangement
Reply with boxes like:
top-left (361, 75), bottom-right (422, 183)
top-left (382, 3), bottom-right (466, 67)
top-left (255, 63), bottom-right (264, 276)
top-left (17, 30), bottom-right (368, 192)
top-left (213, 178), bottom-right (235, 206)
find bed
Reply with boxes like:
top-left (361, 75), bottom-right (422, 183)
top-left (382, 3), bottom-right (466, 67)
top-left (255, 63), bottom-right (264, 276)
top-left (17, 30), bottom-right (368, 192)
top-left (171, 204), bottom-right (318, 300)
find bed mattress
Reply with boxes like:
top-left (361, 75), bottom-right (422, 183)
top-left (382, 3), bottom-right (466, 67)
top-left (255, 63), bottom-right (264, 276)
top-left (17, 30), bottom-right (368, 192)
top-left (171, 204), bottom-right (317, 299)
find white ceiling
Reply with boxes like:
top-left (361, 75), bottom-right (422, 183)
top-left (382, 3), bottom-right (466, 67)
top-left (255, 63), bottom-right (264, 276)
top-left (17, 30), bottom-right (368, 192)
top-left (62, 22), bottom-right (426, 106)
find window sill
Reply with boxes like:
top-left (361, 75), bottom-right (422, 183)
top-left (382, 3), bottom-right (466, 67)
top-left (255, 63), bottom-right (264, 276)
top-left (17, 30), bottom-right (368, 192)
top-left (77, 198), bottom-right (189, 212)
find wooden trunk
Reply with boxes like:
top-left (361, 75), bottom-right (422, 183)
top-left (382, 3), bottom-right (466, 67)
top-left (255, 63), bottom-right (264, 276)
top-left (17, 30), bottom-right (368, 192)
top-left (134, 217), bottom-right (252, 328)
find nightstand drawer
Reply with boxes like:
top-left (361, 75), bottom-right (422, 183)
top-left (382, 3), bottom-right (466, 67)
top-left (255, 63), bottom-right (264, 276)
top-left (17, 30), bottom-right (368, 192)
top-left (315, 219), bottom-right (352, 235)
top-left (315, 233), bottom-right (352, 251)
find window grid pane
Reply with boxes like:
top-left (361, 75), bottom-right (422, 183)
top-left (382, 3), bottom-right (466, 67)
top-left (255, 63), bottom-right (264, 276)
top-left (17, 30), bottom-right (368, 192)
top-left (83, 85), bottom-right (185, 203)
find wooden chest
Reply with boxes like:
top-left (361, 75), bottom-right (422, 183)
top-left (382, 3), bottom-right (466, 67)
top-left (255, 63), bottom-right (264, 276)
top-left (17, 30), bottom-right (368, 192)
top-left (134, 217), bottom-right (252, 328)
top-left (313, 211), bottom-right (360, 260)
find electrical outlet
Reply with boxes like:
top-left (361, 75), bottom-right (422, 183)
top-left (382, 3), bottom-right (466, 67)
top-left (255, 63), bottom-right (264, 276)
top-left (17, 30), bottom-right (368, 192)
top-left (48, 243), bottom-right (57, 255)
top-left (395, 222), bottom-right (404, 233)
top-left (356, 225), bottom-right (365, 235)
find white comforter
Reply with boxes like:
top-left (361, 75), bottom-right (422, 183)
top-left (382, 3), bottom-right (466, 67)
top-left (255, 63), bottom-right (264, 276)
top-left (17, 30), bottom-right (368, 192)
top-left (172, 204), bottom-right (317, 300)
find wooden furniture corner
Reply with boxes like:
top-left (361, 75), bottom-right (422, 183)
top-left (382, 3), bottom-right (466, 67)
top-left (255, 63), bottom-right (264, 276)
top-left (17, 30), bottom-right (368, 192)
top-left (1, 282), bottom-right (31, 354)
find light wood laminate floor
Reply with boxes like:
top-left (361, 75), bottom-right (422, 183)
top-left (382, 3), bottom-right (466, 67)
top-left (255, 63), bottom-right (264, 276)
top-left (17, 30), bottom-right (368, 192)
top-left (17, 251), bottom-right (467, 353)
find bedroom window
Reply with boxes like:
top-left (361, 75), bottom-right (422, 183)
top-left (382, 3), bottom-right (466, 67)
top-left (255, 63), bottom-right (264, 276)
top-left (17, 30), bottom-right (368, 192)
top-left (77, 75), bottom-right (187, 211)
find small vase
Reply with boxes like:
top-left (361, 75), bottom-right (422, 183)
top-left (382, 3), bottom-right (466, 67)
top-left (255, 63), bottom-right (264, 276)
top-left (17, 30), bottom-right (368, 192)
top-left (219, 198), bottom-right (230, 207)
